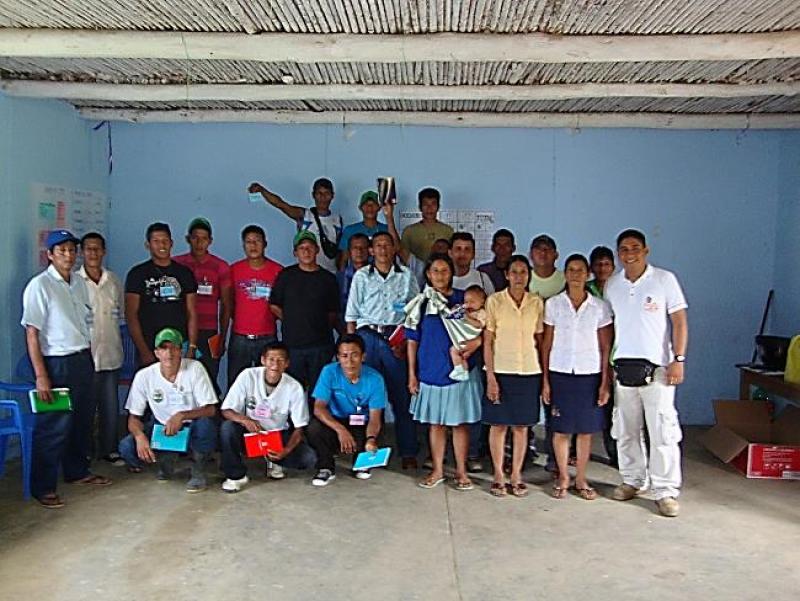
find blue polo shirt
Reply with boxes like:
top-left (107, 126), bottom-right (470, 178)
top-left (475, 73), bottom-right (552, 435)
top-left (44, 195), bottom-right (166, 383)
top-left (312, 362), bottom-right (387, 419)
top-left (339, 221), bottom-right (389, 251)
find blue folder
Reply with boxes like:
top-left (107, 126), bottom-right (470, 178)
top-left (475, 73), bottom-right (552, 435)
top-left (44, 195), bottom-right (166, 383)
top-left (353, 447), bottom-right (392, 471)
top-left (151, 424), bottom-right (190, 452)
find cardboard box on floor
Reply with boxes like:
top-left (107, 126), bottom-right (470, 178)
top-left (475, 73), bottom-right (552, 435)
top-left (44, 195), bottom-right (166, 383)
top-left (703, 400), bottom-right (800, 479)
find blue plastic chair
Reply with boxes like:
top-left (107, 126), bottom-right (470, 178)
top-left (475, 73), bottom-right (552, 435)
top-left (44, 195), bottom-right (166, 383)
top-left (0, 399), bottom-right (34, 499)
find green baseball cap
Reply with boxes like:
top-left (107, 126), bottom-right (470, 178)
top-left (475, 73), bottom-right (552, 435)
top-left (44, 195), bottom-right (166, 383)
top-left (154, 327), bottom-right (184, 348)
top-left (293, 230), bottom-right (318, 248)
top-left (359, 190), bottom-right (379, 208)
top-left (187, 217), bottom-right (212, 236)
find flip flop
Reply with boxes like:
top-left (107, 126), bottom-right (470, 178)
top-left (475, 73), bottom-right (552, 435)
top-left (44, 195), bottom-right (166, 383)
top-left (418, 475), bottom-right (446, 489)
top-left (575, 486), bottom-right (598, 501)
top-left (551, 485), bottom-right (568, 499)
top-left (489, 481), bottom-right (507, 497)
top-left (70, 474), bottom-right (113, 486)
top-left (453, 478), bottom-right (474, 491)
top-left (510, 482), bottom-right (529, 497)
top-left (36, 493), bottom-right (65, 508)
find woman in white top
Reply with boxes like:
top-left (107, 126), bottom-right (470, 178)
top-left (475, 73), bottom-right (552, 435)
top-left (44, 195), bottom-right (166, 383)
top-left (541, 254), bottom-right (613, 501)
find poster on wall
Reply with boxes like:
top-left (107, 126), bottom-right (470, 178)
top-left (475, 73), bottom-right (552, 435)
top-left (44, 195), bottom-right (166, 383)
top-left (32, 183), bottom-right (108, 268)
top-left (398, 209), bottom-right (496, 266)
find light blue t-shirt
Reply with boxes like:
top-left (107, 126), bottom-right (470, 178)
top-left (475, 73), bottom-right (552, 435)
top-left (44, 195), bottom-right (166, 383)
top-left (312, 362), bottom-right (387, 420)
top-left (338, 221), bottom-right (389, 251)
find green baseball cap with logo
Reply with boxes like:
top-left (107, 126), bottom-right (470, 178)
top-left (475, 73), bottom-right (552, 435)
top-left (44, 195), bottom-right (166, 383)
top-left (154, 327), bottom-right (184, 348)
top-left (293, 230), bottom-right (318, 248)
top-left (359, 190), bottom-right (379, 208)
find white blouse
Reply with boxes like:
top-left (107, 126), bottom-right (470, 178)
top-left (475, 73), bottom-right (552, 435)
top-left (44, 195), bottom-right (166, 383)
top-left (544, 291), bottom-right (612, 375)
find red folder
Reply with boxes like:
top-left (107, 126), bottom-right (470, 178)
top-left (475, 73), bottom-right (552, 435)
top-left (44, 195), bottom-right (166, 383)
top-left (388, 325), bottom-right (406, 349)
top-left (208, 334), bottom-right (223, 359)
top-left (243, 430), bottom-right (284, 458)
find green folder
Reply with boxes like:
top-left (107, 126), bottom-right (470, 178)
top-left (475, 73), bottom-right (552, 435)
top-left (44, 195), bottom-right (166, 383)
top-left (28, 388), bottom-right (73, 413)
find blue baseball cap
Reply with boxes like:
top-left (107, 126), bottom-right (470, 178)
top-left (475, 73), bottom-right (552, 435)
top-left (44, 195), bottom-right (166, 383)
top-left (46, 230), bottom-right (79, 251)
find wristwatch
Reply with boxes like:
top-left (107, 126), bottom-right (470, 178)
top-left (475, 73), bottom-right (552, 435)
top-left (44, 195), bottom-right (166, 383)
top-left (674, 355), bottom-right (686, 363)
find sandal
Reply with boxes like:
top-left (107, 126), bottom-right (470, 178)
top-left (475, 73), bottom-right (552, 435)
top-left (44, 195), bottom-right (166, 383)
top-left (36, 493), bottom-right (65, 508)
top-left (510, 482), bottom-right (528, 497)
top-left (489, 481), bottom-right (507, 497)
top-left (417, 475), bottom-right (446, 489)
top-left (70, 474), bottom-right (113, 486)
top-left (127, 466), bottom-right (143, 474)
top-left (454, 478), bottom-right (474, 491)
top-left (575, 486), bottom-right (598, 501)
top-left (551, 485), bottom-right (568, 499)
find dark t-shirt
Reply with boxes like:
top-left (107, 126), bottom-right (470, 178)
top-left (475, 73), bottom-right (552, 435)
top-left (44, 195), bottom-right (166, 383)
top-left (125, 259), bottom-right (198, 348)
top-left (270, 265), bottom-right (339, 348)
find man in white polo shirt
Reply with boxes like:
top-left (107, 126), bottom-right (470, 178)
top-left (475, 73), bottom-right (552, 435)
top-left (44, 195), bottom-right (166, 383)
top-left (220, 341), bottom-right (316, 492)
top-left (22, 229), bottom-right (112, 508)
top-left (119, 328), bottom-right (218, 492)
top-left (605, 229), bottom-right (688, 518)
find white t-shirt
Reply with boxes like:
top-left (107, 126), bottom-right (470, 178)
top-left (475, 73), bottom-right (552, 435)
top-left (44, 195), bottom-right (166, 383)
top-left (125, 358), bottom-right (218, 425)
top-left (453, 268), bottom-right (495, 294)
top-left (222, 368), bottom-right (308, 431)
top-left (21, 265), bottom-right (91, 356)
top-left (605, 265), bottom-right (688, 367)
top-left (544, 292), bottom-right (613, 375)
top-left (299, 208), bottom-right (343, 273)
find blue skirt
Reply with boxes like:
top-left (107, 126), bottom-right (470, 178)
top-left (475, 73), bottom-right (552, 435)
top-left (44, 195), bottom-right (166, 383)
top-left (411, 367), bottom-right (483, 426)
top-left (549, 372), bottom-right (604, 434)
top-left (482, 374), bottom-right (541, 426)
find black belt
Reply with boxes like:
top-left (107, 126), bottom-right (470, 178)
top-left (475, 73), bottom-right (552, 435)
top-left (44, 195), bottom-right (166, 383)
top-left (360, 324), bottom-right (398, 338)
top-left (234, 333), bottom-right (273, 340)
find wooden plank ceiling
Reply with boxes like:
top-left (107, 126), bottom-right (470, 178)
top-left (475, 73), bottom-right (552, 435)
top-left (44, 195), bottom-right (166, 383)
top-left (0, 0), bottom-right (799, 128)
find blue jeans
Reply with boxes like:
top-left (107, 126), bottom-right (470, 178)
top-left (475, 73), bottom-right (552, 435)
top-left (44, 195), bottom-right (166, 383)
top-left (359, 328), bottom-right (419, 459)
top-left (196, 329), bottom-right (221, 394)
top-left (31, 350), bottom-right (94, 499)
top-left (287, 344), bottom-right (334, 409)
top-left (227, 334), bottom-right (277, 387)
top-left (219, 420), bottom-right (316, 479)
top-left (119, 417), bottom-right (217, 468)
top-left (92, 369), bottom-right (120, 458)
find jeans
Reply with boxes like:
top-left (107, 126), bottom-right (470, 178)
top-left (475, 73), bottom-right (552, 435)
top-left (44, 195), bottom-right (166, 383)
top-left (31, 350), bottom-right (94, 499)
top-left (287, 344), bottom-right (335, 409)
top-left (219, 420), bottom-right (317, 479)
top-left (227, 333), bottom-right (277, 387)
top-left (92, 369), bottom-right (120, 458)
top-left (359, 328), bottom-right (418, 459)
top-left (196, 329), bottom-right (221, 394)
top-left (306, 417), bottom-right (371, 472)
top-left (118, 417), bottom-right (217, 469)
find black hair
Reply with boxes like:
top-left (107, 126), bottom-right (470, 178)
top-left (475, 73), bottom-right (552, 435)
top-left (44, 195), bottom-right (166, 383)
top-left (146, 222), bottom-right (171, 241)
top-left (492, 228), bottom-right (515, 246)
top-left (564, 253), bottom-right (590, 272)
top-left (261, 340), bottom-right (289, 359)
top-left (423, 252), bottom-right (455, 289)
top-left (464, 285), bottom-right (487, 302)
top-left (417, 187), bottom-right (441, 209)
top-left (432, 238), bottom-right (452, 251)
top-left (505, 254), bottom-right (532, 288)
top-left (241, 224), bottom-right (266, 243)
top-left (616, 229), bottom-right (646, 248)
top-left (348, 232), bottom-right (370, 249)
top-left (336, 333), bottom-right (366, 354)
top-left (589, 245), bottom-right (614, 265)
top-left (450, 231), bottom-right (475, 248)
top-left (313, 177), bottom-right (334, 193)
top-left (370, 231), bottom-right (395, 245)
top-left (188, 221), bottom-right (212, 237)
top-left (80, 232), bottom-right (106, 249)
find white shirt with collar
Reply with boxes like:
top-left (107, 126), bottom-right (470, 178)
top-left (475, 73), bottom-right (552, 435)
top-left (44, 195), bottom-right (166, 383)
top-left (78, 265), bottom-right (124, 371)
top-left (222, 368), bottom-right (308, 431)
top-left (453, 268), bottom-right (495, 294)
top-left (21, 264), bottom-right (91, 356)
top-left (544, 291), bottom-right (613, 374)
top-left (605, 264), bottom-right (688, 367)
top-left (125, 358), bottom-right (218, 425)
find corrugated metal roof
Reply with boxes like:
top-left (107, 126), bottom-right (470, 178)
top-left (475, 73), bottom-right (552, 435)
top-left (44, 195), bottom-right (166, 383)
top-left (1, 0), bottom-right (798, 34)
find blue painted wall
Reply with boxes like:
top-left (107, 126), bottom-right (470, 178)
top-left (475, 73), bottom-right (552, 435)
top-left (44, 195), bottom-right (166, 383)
top-left (0, 93), bottom-right (109, 382)
top-left (107, 122), bottom-right (788, 424)
top-left (773, 132), bottom-right (800, 336)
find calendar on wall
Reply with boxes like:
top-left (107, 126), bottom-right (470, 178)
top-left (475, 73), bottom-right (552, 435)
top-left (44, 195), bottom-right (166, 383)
top-left (398, 209), bottom-right (496, 266)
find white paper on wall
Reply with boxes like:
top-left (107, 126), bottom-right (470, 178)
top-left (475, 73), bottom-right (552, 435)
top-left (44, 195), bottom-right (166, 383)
top-left (398, 209), bottom-right (496, 266)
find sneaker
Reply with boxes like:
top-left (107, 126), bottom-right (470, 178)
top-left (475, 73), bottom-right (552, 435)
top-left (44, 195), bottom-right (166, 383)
top-left (221, 475), bottom-right (249, 493)
top-left (186, 475), bottom-right (207, 493)
top-left (448, 364), bottom-right (470, 381)
top-left (612, 483), bottom-right (639, 501)
top-left (311, 469), bottom-right (336, 487)
top-left (102, 453), bottom-right (125, 467)
top-left (466, 458), bottom-right (483, 473)
top-left (354, 470), bottom-right (372, 480)
top-left (655, 497), bottom-right (680, 517)
top-left (266, 461), bottom-right (285, 480)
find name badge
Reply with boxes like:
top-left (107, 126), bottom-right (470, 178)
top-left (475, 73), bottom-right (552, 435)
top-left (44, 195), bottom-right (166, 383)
top-left (166, 389), bottom-right (192, 407)
top-left (198, 284), bottom-right (213, 296)
top-left (254, 285), bottom-right (271, 299)
top-left (160, 285), bottom-right (177, 298)
top-left (349, 414), bottom-right (367, 426)
top-left (254, 404), bottom-right (272, 420)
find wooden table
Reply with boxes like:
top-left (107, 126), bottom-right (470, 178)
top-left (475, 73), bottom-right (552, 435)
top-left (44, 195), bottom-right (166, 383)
top-left (738, 366), bottom-right (800, 402)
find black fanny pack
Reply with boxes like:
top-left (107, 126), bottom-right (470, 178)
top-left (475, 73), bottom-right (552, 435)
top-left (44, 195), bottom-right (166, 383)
top-left (310, 207), bottom-right (339, 260)
top-left (613, 358), bottom-right (657, 387)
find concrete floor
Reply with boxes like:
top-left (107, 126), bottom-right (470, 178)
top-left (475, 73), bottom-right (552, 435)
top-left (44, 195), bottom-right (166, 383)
top-left (0, 427), bottom-right (798, 601)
